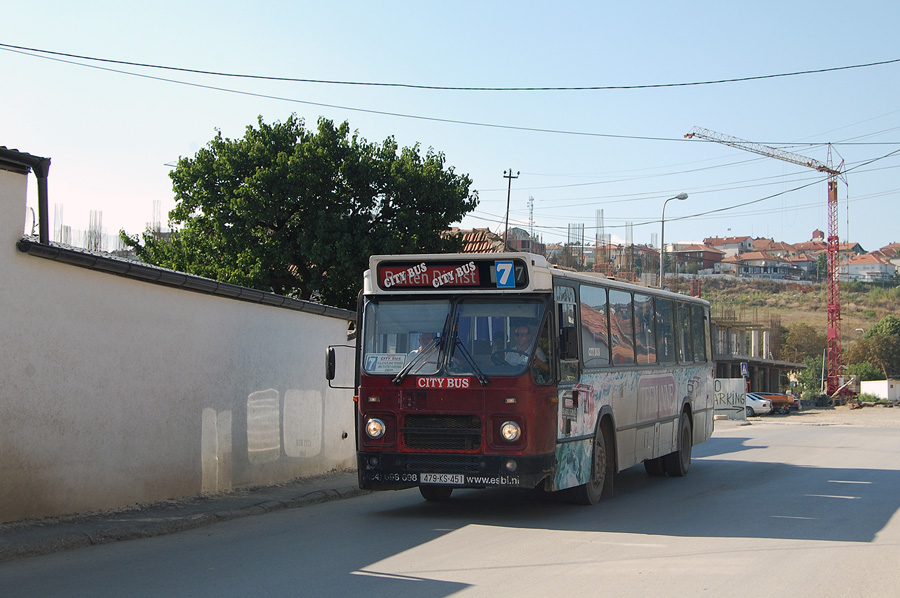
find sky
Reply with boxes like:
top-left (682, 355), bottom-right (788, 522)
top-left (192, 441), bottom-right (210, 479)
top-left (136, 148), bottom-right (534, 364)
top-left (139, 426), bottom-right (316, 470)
top-left (3, 1), bottom-right (899, 253)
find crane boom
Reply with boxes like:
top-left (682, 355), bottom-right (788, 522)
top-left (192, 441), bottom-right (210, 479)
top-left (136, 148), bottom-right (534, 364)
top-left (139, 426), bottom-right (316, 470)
top-left (685, 127), bottom-right (840, 174)
top-left (685, 126), bottom-right (845, 396)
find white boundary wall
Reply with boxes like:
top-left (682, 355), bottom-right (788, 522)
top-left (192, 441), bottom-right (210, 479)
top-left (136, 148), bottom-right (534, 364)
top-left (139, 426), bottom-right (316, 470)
top-left (714, 378), bottom-right (747, 420)
top-left (1, 164), bottom-right (356, 523)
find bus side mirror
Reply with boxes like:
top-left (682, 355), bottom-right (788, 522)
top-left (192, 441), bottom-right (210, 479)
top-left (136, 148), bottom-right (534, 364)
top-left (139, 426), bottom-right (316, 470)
top-left (325, 347), bottom-right (337, 381)
top-left (560, 326), bottom-right (578, 360)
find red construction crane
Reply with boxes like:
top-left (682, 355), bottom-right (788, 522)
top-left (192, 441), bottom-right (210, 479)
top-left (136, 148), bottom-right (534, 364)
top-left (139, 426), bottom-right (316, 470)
top-left (685, 127), bottom-right (845, 395)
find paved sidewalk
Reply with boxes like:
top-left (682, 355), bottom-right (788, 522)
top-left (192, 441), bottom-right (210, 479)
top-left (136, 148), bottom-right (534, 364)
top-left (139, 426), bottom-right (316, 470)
top-left (0, 469), bottom-right (366, 563)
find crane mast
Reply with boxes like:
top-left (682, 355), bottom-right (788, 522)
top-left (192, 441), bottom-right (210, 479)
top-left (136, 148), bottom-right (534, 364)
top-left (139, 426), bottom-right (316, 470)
top-left (685, 127), bottom-right (845, 396)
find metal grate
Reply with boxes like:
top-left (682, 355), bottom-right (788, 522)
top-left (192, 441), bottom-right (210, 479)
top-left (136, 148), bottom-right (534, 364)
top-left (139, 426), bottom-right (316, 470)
top-left (402, 414), bottom-right (482, 451)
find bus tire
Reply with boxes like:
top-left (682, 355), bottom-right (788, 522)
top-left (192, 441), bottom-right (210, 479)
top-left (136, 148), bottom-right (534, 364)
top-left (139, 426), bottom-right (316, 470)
top-left (569, 419), bottom-right (614, 505)
top-left (644, 456), bottom-right (667, 477)
top-left (663, 413), bottom-right (692, 477)
top-left (419, 485), bottom-right (453, 502)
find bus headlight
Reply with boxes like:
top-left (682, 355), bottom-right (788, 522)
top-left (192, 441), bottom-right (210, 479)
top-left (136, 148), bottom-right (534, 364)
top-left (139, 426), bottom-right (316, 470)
top-left (366, 418), bottom-right (386, 439)
top-left (500, 421), bottom-right (521, 442)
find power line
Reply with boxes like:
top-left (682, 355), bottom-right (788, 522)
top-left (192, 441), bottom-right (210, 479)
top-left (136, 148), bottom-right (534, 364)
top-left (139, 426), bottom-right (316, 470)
top-left (471, 148), bottom-right (900, 236)
top-left (0, 45), bottom-right (681, 142)
top-left (5, 44), bottom-right (900, 148)
top-left (2, 42), bottom-right (898, 92)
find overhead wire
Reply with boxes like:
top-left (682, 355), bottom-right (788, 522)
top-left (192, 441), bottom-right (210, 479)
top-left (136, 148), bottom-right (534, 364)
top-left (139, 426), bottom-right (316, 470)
top-left (4, 42), bottom-right (899, 245)
top-left (2, 43), bottom-right (900, 146)
top-left (2, 42), bottom-right (899, 92)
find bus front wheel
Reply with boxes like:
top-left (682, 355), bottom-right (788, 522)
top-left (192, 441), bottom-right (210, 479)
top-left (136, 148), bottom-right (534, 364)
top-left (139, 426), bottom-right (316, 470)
top-left (419, 485), bottom-right (453, 502)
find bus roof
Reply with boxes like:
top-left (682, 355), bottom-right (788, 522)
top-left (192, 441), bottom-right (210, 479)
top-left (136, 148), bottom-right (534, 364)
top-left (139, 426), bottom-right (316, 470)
top-left (365, 252), bottom-right (708, 306)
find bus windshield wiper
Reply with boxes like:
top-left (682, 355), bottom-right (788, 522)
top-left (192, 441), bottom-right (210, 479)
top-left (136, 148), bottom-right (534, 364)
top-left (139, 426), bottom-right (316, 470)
top-left (453, 337), bottom-right (489, 386)
top-left (392, 314), bottom-right (451, 385)
top-left (392, 338), bottom-right (439, 385)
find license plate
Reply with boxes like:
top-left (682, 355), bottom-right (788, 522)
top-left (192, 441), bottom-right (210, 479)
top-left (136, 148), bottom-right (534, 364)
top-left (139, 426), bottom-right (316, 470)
top-left (420, 473), bottom-right (464, 485)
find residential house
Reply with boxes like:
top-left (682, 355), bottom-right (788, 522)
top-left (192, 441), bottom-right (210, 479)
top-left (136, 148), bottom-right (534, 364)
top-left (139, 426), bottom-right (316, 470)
top-left (752, 238), bottom-right (796, 258)
top-left (545, 243), bottom-right (565, 263)
top-left (839, 242), bottom-right (866, 256)
top-left (839, 253), bottom-right (896, 283)
top-left (873, 243), bottom-right (900, 271)
top-left (445, 227), bottom-right (505, 253)
top-left (789, 253), bottom-right (819, 278)
top-left (703, 235), bottom-right (753, 258)
top-left (794, 240), bottom-right (827, 256)
top-left (718, 251), bottom-right (803, 280)
top-left (506, 226), bottom-right (546, 255)
top-left (674, 244), bottom-right (724, 272)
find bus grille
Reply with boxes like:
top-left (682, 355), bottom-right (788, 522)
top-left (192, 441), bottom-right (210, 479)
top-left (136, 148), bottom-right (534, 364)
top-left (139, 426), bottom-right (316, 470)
top-left (402, 414), bottom-right (482, 451)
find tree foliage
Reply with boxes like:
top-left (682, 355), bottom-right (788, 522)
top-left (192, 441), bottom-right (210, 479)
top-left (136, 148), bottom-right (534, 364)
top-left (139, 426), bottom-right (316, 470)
top-left (781, 322), bottom-right (826, 363)
top-left (796, 354), bottom-right (824, 399)
top-left (122, 116), bottom-right (478, 309)
top-left (847, 361), bottom-right (883, 382)
top-left (863, 314), bottom-right (900, 338)
top-left (844, 314), bottom-right (900, 379)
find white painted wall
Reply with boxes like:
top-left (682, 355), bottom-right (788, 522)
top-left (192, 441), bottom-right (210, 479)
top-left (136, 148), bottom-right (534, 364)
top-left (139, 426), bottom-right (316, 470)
top-left (1, 165), bottom-right (357, 523)
top-left (714, 378), bottom-right (747, 420)
top-left (860, 379), bottom-right (900, 402)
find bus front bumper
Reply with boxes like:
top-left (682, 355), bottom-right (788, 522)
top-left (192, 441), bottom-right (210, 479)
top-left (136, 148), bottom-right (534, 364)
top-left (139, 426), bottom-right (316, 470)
top-left (357, 452), bottom-right (555, 491)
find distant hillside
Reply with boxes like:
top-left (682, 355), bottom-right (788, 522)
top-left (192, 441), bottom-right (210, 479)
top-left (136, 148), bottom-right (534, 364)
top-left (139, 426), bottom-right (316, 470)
top-left (667, 277), bottom-right (900, 340)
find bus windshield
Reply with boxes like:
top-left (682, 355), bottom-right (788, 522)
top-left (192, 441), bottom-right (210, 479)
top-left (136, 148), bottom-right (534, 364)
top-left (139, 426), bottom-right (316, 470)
top-left (361, 297), bottom-right (548, 378)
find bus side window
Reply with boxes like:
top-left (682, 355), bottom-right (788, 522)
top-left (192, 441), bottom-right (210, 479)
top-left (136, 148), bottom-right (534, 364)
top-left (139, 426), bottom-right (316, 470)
top-left (555, 284), bottom-right (579, 383)
top-left (692, 304), bottom-right (708, 362)
top-left (609, 289), bottom-right (635, 365)
top-left (580, 284), bottom-right (609, 367)
top-left (635, 293), bottom-right (657, 364)
top-left (656, 297), bottom-right (676, 364)
top-left (532, 318), bottom-right (554, 385)
top-left (677, 302), bottom-right (694, 363)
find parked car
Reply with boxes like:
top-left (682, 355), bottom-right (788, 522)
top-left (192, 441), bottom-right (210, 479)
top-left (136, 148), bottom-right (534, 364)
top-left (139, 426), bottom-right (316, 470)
top-left (745, 393), bottom-right (773, 417)
top-left (755, 392), bottom-right (794, 415)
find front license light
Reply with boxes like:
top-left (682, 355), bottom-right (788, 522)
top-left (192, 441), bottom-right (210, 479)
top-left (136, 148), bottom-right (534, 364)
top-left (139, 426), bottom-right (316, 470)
top-left (500, 421), bottom-right (521, 442)
top-left (366, 418), bottom-right (386, 439)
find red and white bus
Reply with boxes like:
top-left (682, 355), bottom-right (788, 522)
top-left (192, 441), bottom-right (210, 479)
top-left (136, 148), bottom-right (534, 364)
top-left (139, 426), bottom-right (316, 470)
top-left (326, 253), bottom-right (715, 503)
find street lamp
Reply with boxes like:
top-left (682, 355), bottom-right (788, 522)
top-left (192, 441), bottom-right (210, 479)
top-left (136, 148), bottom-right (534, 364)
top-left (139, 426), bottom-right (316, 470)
top-left (659, 193), bottom-right (688, 287)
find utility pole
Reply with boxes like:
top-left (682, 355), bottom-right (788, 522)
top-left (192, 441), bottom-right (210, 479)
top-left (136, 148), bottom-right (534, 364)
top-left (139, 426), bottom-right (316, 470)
top-left (503, 169), bottom-right (519, 251)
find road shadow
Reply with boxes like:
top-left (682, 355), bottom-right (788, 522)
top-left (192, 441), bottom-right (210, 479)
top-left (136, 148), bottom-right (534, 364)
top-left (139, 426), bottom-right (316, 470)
top-left (373, 442), bottom-right (899, 545)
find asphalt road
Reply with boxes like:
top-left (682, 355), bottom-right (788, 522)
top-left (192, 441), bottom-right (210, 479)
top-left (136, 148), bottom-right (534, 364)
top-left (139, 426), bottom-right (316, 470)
top-left (2, 407), bottom-right (900, 597)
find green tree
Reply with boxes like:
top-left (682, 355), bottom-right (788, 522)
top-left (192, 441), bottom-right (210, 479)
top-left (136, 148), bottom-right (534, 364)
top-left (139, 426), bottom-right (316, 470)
top-left (781, 322), bottom-right (827, 363)
top-left (815, 253), bottom-right (827, 282)
top-left (847, 361), bottom-right (883, 382)
top-left (864, 314), bottom-right (900, 338)
top-left (796, 354), bottom-right (825, 399)
top-left (845, 314), bottom-right (900, 379)
top-left (122, 115), bottom-right (478, 309)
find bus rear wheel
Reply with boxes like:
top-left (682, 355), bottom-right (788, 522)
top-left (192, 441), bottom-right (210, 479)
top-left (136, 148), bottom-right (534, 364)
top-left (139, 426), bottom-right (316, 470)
top-left (419, 485), bottom-right (453, 502)
top-left (663, 413), bottom-right (692, 477)
top-left (569, 420), bottom-right (614, 505)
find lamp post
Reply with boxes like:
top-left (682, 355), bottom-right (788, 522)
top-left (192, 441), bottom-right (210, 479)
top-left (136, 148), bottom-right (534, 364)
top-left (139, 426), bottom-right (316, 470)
top-left (659, 193), bottom-right (688, 287)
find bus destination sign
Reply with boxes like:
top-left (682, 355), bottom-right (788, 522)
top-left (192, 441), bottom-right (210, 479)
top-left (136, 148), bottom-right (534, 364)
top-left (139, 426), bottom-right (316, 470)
top-left (376, 258), bottom-right (528, 291)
